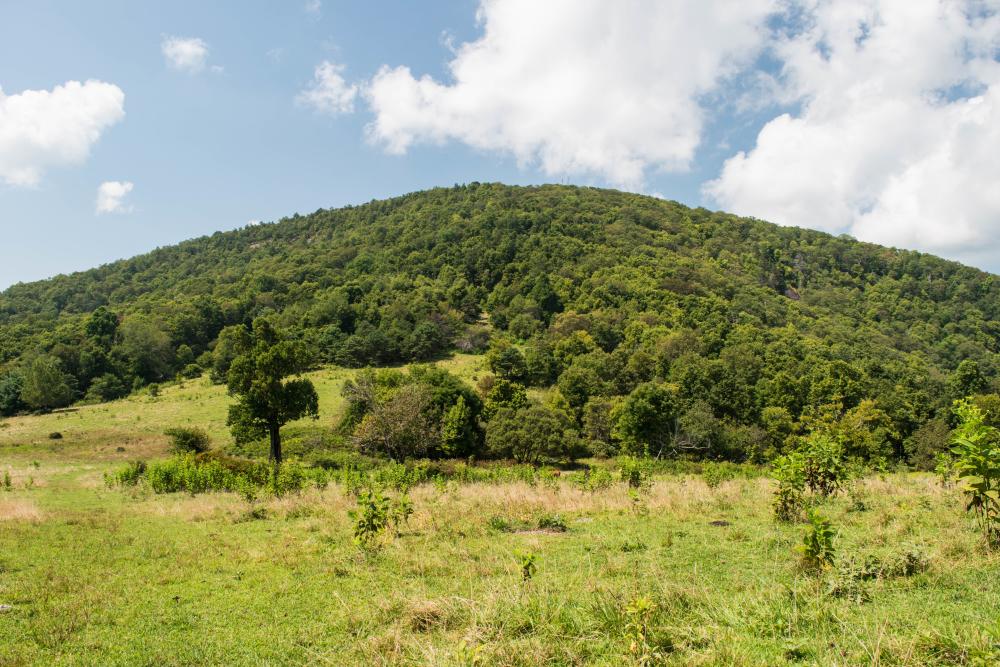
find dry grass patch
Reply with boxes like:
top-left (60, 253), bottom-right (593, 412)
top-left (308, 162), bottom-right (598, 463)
top-left (0, 498), bottom-right (45, 523)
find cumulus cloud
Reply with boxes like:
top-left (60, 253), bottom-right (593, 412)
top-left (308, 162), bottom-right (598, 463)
top-left (0, 80), bottom-right (125, 187)
top-left (297, 61), bottom-right (358, 114)
top-left (705, 0), bottom-right (1000, 265)
top-left (95, 180), bottom-right (134, 214)
top-left (161, 36), bottom-right (210, 73)
top-left (365, 0), bottom-right (780, 188)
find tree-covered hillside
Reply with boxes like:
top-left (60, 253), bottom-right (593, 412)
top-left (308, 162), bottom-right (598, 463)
top-left (2, 183), bottom-right (998, 463)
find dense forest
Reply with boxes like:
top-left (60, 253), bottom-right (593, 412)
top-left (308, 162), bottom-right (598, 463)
top-left (2, 183), bottom-right (998, 466)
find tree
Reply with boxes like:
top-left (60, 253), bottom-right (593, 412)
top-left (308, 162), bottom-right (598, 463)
top-left (20, 355), bottom-right (75, 411)
top-left (117, 316), bottom-right (174, 383)
top-left (950, 360), bottom-right (989, 399)
top-left (0, 371), bottom-right (25, 416)
top-left (612, 381), bottom-right (679, 457)
top-left (482, 378), bottom-right (528, 421)
top-left (353, 383), bottom-right (438, 460)
top-left (226, 319), bottom-right (318, 465)
top-left (485, 403), bottom-right (578, 464)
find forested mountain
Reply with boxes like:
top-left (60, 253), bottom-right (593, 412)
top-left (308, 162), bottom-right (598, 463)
top-left (2, 183), bottom-right (998, 463)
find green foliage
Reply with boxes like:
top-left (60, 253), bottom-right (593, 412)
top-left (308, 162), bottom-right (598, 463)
top-left (612, 382), bottom-right (678, 457)
top-left (618, 455), bottom-right (652, 491)
top-left (1, 184), bottom-right (998, 467)
top-left (950, 399), bottom-right (1000, 547)
top-left (702, 461), bottom-right (738, 489)
top-left (772, 452), bottom-right (806, 521)
top-left (797, 510), bottom-right (836, 571)
top-left (624, 596), bottom-right (659, 665)
top-left (226, 319), bottom-right (319, 465)
top-left (0, 371), bottom-right (25, 416)
top-left (799, 432), bottom-right (848, 497)
top-left (517, 551), bottom-right (537, 582)
top-left (164, 426), bottom-right (211, 454)
top-left (480, 378), bottom-right (528, 421)
top-left (105, 461), bottom-right (147, 488)
top-left (485, 403), bottom-right (579, 464)
top-left (536, 513), bottom-right (567, 532)
top-left (19, 355), bottom-right (75, 411)
top-left (350, 488), bottom-right (391, 549)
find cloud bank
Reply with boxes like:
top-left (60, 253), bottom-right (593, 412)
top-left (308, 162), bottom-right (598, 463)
top-left (0, 80), bottom-right (125, 187)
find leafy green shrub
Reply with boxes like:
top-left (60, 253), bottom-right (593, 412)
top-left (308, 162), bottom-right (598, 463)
top-left (800, 432), bottom-right (847, 496)
top-left (105, 460), bottom-right (147, 488)
top-left (624, 595), bottom-right (659, 664)
top-left (772, 452), bottom-right (806, 521)
top-left (798, 510), bottom-right (836, 571)
top-left (350, 488), bottom-right (390, 549)
top-left (618, 456), bottom-right (652, 491)
top-left (702, 461), bottom-right (738, 489)
top-left (164, 426), bottom-right (211, 454)
top-left (950, 399), bottom-right (1000, 547)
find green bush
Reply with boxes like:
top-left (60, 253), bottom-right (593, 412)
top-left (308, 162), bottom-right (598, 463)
top-left (951, 399), bottom-right (1000, 547)
top-left (798, 510), bottom-right (836, 571)
top-left (105, 460), bottom-right (147, 488)
top-left (164, 426), bottom-right (211, 454)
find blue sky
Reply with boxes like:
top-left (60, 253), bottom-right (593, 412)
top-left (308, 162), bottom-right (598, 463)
top-left (3, 0), bottom-right (1000, 289)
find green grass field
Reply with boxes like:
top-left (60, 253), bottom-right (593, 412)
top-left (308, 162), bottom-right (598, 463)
top-left (1, 358), bottom-right (999, 665)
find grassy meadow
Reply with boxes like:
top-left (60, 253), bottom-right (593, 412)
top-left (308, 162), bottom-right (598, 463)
top-left (1, 357), bottom-right (999, 665)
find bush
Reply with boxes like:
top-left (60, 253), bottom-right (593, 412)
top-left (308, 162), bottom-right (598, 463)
top-left (105, 460), bottom-right (147, 488)
top-left (950, 399), bottom-right (1000, 547)
top-left (164, 426), bottom-right (211, 454)
top-left (798, 510), bottom-right (836, 571)
top-left (772, 452), bottom-right (806, 521)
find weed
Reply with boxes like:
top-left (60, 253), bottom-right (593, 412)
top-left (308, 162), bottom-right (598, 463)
top-left (2, 470), bottom-right (11, 491)
top-left (624, 595), bottom-right (658, 665)
top-left (797, 510), bottom-right (836, 571)
top-left (951, 400), bottom-right (1000, 547)
top-left (350, 487), bottom-right (391, 550)
top-left (517, 551), bottom-right (537, 582)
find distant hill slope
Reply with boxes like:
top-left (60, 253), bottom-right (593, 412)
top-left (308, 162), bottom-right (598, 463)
top-left (1, 183), bottom-right (997, 456)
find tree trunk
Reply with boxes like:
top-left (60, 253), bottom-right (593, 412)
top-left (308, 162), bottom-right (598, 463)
top-left (268, 423), bottom-right (282, 465)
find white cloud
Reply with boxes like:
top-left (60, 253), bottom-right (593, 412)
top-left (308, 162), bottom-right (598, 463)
top-left (95, 180), bottom-right (134, 214)
top-left (297, 61), bottom-right (358, 114)
top-left (161, 36), bottom-right (210, 73)
top-left (705, 0), bottom-right (1000, 265)
top-left (365, 0), bottom-right (780, 188)
top-left (0, 80), bottom-right (125, 187)
top-left (304, 0), bottom-right (322, 16)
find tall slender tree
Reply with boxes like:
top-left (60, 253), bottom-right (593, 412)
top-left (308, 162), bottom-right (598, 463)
top-left (226, 319), bottom-right (318, 465)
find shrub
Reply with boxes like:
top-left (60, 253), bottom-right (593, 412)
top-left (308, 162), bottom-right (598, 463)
top-left (351, 488), bottom-right (391, 549)
top-left (950, 399), bottom-right (1000, 547)
top-left (48, 432), bottom-right (62, 440)
top-left (105, 460), bottom-right (147, 488)
top-left (164, 426), bottom-right (211, 454)
top-left (536, 513), bottom-right (568, 532)
top-left (798, 510), bottom-right (836, 571)
top-left (702, 461), bottom-right (737, 489)
top-left (618, 456), bottom-right (652, 491)
top-left (772, 452), bottom-right (806, 521)
top-left (800, 432), bottom-right (847, 497)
